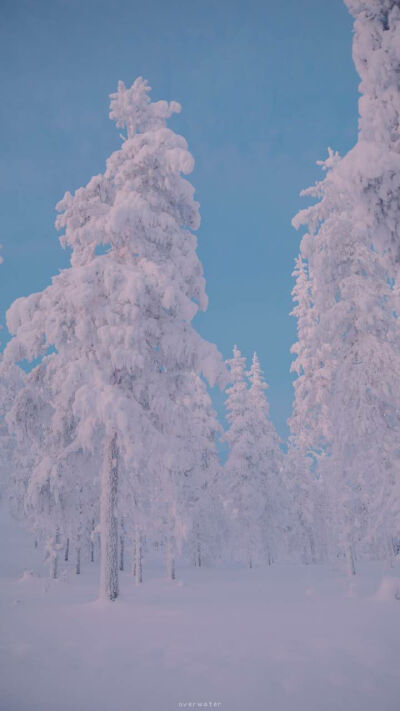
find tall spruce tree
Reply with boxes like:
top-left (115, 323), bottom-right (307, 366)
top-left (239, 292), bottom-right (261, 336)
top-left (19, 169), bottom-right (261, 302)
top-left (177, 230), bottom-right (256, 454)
top-left (291, 0), bottom-right (400, 569)
top-left (287, 252), bottom-right (331, 565)
top-left (4, 77), bottom-right (223, 598)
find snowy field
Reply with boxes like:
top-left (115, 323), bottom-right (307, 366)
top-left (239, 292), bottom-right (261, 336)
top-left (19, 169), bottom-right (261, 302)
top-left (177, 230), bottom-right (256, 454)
top-left (1, 510), bottom-right (399, 711)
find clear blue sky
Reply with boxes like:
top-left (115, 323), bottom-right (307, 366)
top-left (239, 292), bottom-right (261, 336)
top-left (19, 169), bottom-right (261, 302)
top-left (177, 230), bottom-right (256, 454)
top-left (0, 0), bottom-right (358, 437)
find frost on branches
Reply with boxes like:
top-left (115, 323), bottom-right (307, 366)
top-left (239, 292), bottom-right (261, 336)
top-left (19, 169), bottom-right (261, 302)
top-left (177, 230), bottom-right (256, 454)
top-left (344, 0), bottom-right (400, 271)
top-left (3, 77), bottom-right (223, 599)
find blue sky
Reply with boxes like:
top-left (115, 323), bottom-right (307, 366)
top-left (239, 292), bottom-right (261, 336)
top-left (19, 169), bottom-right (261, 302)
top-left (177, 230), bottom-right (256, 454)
top-left (0, 0), bottom-right (359, 436)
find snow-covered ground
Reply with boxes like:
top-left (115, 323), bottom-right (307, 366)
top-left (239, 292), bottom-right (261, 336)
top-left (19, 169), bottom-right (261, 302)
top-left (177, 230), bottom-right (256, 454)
top-left (1, 510), bottom-right (400, 711)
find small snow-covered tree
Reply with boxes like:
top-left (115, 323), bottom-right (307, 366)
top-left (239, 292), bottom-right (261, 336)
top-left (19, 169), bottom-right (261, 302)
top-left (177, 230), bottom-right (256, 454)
top-left (182, 372), bottom-right (223, 568)
top-left (145, 370), bottom-right (223, 578)
top-left (4, 77), bottom-right (223, 598)
top-left (224, 346), bottom-right (282, 567)
top-left (224, 346), bottom-right (252, 565)
top-left (247, 352), bottom-right (283, 564)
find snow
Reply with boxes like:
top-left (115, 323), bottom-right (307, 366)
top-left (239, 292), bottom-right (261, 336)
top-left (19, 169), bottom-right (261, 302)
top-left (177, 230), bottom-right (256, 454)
top-left (1, 509), bottom-right (400, 711)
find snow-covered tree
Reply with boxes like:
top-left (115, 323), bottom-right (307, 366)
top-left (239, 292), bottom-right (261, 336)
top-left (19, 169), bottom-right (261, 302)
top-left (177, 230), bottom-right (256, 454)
top-left (224, 347), bottom-right (282, 567)
top-left (3, 355), bottom-right (101, 578)
top-left (292, 149), bottom-right (400, 572)
top-left (182, 372), bottom-right (223, 568)
top-left (287, 252), bottom-right (331, 565)
top-left (289, 254), bottom-right (332, 458)
top-left (0, 360), bottom-right (25, 519)
top-left (247, 353), bottom-right (283, 564)
top-left (289, 1), bottom-right (400, 572)
top-left (142, 369), bottom-right (223, 577)
top-left (344, 0), bottom-right (400, 274)
top-left (4, 77), bottom-right (223, 598)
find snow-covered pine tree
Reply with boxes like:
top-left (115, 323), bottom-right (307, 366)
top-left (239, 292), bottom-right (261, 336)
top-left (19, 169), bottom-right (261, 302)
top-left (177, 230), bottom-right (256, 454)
top-left (4, 77), bottom-right (223, 598)
top-left (289, 1), bottom-right (400, 572)
top-left (247, 352), bottom-right (283, 564)
top-left (342, 0), bottom-right (400, 558)
top-left (182, 372), bottom-right (222, 568)
top-left (287, 254), bottom-right (331, 565)
top-left (224, 346), bottom-right (256, 567)
top-left (292, 142), bottom-right (400, 572)
top-left (289, 255), bottom-right (332, 458)
top-left (4, 353), bottom-right (100, 579)
top-left (284, 0), bottom-right (400, 567)
top-left (224, 346), bottom-right (281, 567)
top-left (0, 361), bottom-right (26, 520)
top-left (145, 369), bottom-right (223, 578)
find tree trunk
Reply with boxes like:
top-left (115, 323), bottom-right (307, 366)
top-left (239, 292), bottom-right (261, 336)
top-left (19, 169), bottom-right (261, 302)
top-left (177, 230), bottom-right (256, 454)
top-left (166, 538), bottom-right (175, 580)
top-left (308, 528), bottom-right (317, 564)
top-left (90, 519), bottom-right (95, 562)
top-left (386, 534), bottom-right (394, 569)
top-left (76, 536), bottom-right (81, 575)
top-left (266, 545), bottom-right (273, 566)
top-left (99, 433), bottom-right (119, 601)
top-left (51, 555), bottom-right (58, 580)
top-left (196, 535), bottom-right (202, 568)
top-left (135, 527), bottom-right (142, 585)
top-left (51, 529), bottom-right (60, 579)
top-left (64, 537), bottom-right (70, 562)
top-left (346, 543), bottom-right (356, 576)
top-left (120, 534), bottom-right (124, 572)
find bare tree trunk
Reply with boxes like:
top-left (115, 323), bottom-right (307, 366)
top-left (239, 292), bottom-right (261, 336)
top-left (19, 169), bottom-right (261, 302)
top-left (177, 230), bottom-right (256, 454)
top-left (266, 545), bottom-right (273, 566)
top-left (346, 543), bottom-right (356, 576)
top-left (76, 537), bottom-right (81, 575)
top-left (90, 519), bottom-right (95, 562)
top-left (308, 528), bottom-right (317, 564)
top-left (120, 535), bottom-right (124, 571)
top-left (166, 538), bottom-right (175, 580)
top-left (196, 533), bottom-right (202, 568)
top-left (51, 529), bottom-right (60, 579)
top-left (99, 433), bottom-right (119, 601)
top-left (64, 537), bottom-right (70, 562)
top-left (135, 527), bottom-right (142, 585)
top-left (51, 555), bottom-right (58, 580)
top-left (301, 528), bottom-right (316, 565)
top-left (386, 534), bottom-right (394, 569)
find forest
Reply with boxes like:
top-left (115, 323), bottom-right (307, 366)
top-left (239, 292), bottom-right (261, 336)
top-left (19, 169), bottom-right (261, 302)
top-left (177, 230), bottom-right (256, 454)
top-left (1, 2), bottom-right (399, 710)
